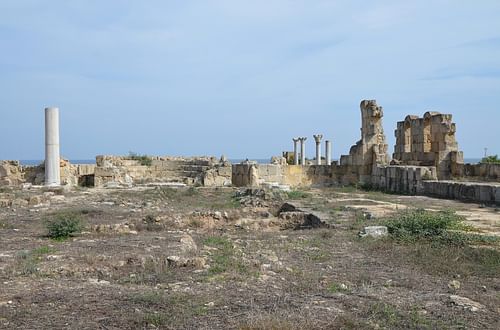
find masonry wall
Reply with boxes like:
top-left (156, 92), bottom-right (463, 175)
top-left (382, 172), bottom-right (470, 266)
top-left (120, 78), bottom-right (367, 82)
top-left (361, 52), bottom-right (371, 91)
top-left (462, 163), bottom-right (500, 182)
top-left (371, 165), bottom-right (437, 195)
top-left (94, 156), bottom-right (231, 187)
top-left (0, 160), bottom-right (96, 187)
top-left (232, 163), bottom-right (361, 188)
top-left (422, 181), bottom-right (500, 205)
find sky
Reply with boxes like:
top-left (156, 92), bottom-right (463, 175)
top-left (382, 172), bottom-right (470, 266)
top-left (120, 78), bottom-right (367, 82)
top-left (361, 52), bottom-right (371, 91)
top-left (0, 0), bottom-right (499, 160)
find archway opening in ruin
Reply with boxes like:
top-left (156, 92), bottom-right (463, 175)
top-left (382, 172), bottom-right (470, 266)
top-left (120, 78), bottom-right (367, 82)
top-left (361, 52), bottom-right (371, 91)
top-left (78, 174), bottom-right (95, 187)
top-left (423, 117), bottom-right (431, 153)
top-left (404, 121), bottom-right (412, 153)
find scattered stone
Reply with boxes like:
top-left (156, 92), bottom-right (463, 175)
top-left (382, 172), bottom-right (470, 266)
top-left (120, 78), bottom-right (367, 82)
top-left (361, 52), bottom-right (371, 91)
top-left (448, 280), bottom-right (461, 291)
top-left (21, 183), bottom-right (32, 190)
top-left (91, 223), bottom-right (138, 235)
top-left (179, 235), bottom-right (197, 253)
top-left (88, 278), bottom-right (110, 285)
top-left (28, 195), bottom-right (43, 207)
top-left (0, 199), bottom-right (11, 208)
top-left (11, 199), bottom-right (28, 208)
top-left (359, 226), bottom-right (388, 238)
top-left (166, 256), bottom-right (206, 269)
top-left (277, 203), bottom-right (328, 230)
top-left (449, 295), bottom-right (485, 312)
top-left (50, 195), bottom-right (65, 202)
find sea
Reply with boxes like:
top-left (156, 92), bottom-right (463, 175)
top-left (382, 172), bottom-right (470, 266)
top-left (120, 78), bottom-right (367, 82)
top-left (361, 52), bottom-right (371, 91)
top-left (18, 158), bottom-right (483, 166)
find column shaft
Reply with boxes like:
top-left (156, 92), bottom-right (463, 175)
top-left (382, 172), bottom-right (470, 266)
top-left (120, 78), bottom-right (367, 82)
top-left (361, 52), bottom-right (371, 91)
top-left (315, 143), bottom-right (321, 165)
top-left (293, 139), bottom-right (299, 165)
top-left (45, 107), bottom-right (60, 186)
top-left (325, 140), bottom-right (331, 165)
top-left (300, 139), bottom-right (306, 165)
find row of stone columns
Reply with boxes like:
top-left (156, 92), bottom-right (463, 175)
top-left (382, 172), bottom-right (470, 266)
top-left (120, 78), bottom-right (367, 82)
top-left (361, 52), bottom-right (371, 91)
top-left (292, 135), bottom-right (331, 165)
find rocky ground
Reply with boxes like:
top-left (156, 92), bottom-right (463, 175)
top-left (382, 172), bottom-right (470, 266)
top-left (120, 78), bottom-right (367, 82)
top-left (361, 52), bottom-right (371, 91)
top-left (0, 185), bottom-right (499, 329)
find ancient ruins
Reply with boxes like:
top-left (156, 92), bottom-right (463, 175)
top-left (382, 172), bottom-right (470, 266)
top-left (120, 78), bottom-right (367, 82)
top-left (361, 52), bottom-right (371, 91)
top-left (1, 100), bottom-right (499, 205)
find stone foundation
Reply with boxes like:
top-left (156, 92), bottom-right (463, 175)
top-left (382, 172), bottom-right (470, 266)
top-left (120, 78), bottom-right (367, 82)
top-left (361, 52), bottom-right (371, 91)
top-left (94, 155), bottom-right (232, 187)
top-left (0, 160), bottom-right (96, 187)
top-left (462, 163), bottom-right (500, 182)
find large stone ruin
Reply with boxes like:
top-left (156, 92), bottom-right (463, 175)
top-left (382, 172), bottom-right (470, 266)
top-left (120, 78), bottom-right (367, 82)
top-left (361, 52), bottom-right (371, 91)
top-left (93, 155), bottom-right (232, 187)
top-left (393, 112), bottom-right (464, 179)
top-left (340, 100), bottom-right (390, 183)
top-left (1, 100), bottom-right (499, 204)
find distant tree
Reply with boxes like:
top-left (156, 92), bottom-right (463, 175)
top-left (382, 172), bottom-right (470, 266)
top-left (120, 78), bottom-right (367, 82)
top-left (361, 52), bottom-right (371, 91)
top-left (481, 155), bottom-right (500, 164)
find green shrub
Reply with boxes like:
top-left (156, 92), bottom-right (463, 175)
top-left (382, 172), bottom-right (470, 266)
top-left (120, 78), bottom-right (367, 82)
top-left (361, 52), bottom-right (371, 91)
top-left (384, 209), bottom-right (466, 241)
top-left (287, 190), bottom-right (311, 199)
top-left (45, 212), bottom-right (84, 239)
top-left (481, 155), bottom-right (500, 164)
top-left (128, 152), bottom-right (152, 166)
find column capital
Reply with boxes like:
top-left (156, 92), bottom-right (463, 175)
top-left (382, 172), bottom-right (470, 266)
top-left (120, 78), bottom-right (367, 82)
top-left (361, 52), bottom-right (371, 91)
top-left (313, 134), bottom-right (323, 143)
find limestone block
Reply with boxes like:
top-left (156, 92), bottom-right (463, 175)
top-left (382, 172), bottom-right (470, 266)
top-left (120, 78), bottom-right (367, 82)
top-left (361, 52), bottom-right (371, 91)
top-left (267, 165), bottom-right (280, 176)
top-left (479, 186), bottom-right (493, 202)
top-left (359, 226), bottom-right (388, 238)
top-left (11, 199), bottom-right (28, 208)
top-left (95, 168), bottom-right (117, 177)
top-left (0, 165), bottom-right (10, 177)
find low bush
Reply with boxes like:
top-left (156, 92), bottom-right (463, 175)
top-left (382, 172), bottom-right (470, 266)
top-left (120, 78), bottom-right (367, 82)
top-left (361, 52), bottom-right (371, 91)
top-left (481, 154), bottom-right (500, 164)
top-left (128, 152), bottom-right (152, 166)
top-left (287, 190), bottom-right (311, 199)
top-left (384, 209), bottom-right (465, 241)
top-left (45, 211), bottom-right (84, 239)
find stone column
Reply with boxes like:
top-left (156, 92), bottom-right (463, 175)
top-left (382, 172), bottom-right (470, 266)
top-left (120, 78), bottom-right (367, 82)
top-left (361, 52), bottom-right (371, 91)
top-left (45, 107), bottom-right (60, 186)
top-left (293, 138), bottom-right (299, 165)
top-left (325, 140), bottom-right (332, 165)
top-left (313, 134), bottom-right (323, 165)
top-left (299, 137), bottom-right (307, 165)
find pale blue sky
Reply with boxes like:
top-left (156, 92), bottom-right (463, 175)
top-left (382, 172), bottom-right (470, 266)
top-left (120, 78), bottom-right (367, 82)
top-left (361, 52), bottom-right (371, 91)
top-left (1, 0), bottom-right (499, 160)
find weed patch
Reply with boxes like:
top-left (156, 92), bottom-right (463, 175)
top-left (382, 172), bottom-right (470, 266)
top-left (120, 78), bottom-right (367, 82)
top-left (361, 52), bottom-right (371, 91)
top-left (128, 152), bottom-right (152, 166)
top-left (45, 211), bottom-right (84, 239)
top-left (287, 190), bottom-right (311, 200)
top-left (203, 236), bottom-right (256, 277)
top-left (385, 209), bottom-right (466, 242)
top-left (130, 292), bottom-right (208, 328)
top-left (14, 246), bottom-right (56, 276)
top-left (327, 282), bottom-right (351, 294)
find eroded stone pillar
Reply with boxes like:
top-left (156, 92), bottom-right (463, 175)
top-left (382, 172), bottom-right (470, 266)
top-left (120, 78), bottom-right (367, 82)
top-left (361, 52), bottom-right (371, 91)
top-left (325, 140), bottom-right (331, 165)
top-left (293, 138), bottom-right (299, 165)
top-left (313, 134), bottom-right (323, 165)
top-left (45, 107), bottom-right (60, 186)
top-left (299, 137), bottom-right (307, 165)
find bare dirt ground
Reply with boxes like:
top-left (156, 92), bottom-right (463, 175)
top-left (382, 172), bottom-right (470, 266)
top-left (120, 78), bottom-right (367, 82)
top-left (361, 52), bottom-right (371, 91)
top-left (0, 185), bottom-right (499, 329)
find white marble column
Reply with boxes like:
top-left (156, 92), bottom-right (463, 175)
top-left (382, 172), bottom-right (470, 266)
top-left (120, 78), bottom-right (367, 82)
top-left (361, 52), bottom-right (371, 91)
top-left (325, 140), bottom-right (332, 165)
top-left (293, 138), bottom-right (299, 165)
top-left (45, 107), bottom-right (60, 186)
top-left (299, 137), bottom-right (307, 165)
top-left (313, 134), bottom-right (323, 165)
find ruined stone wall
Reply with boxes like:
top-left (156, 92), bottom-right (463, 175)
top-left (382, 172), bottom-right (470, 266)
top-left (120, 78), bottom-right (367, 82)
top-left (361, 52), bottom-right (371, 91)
top-left (422, 181), bottom-right (500, 205)
top-left (0, 160), bottom-right (95, 187)
top-left (371, 165), bottom-right (437, 195)
top-left (232, 164), bottom-right (319, 187)
top-left (371, 164), bottom-right (499, 204)
top-left (94, 156), bottom-right (231, 187)
top-left (463, 163), bottom-right (500, 182)
top-left (340, 100), bottom-right (390, 183)
top-left (0, 161), bottom-right (24, 186)
top-left (393, 112), bottom-right (464, 179)
top-left (232, 163), bottom-right (360, 188)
